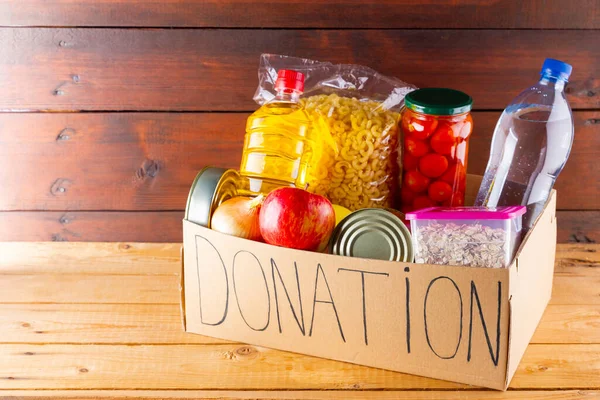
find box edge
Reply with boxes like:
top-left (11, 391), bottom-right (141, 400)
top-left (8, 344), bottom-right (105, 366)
top-left (504, 190), bottom-right (557, 387)
top-left (179, 221), bottom-right (187, 332)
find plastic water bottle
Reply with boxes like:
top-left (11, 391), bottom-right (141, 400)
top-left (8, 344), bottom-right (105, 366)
top-left (475, 59), bottom-right (574, 230)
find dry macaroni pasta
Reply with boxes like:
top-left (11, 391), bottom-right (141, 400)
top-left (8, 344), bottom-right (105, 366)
top-left (302, 94), bottom-right (401, 210)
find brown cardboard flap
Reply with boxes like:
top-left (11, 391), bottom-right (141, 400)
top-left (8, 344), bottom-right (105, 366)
top-left (505, 191), bottom-right (557, 387)
top-left (183, 219), bottom-right (510, 389)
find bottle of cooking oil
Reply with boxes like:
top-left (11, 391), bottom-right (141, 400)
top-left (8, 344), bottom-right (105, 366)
top-left (240, 70), bottom-right (320, 196)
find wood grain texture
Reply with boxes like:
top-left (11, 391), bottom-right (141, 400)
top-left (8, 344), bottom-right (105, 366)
top-left (1, 273), bottom-right (594, 305)
top-left (0, 211), bottom-right (185, 242)
top-left (0, 112), bottom-right (597, 211)
top-left (551, 277), bottom-right (600, 305)
top-left (0, 343), bottom-right (469, 390)
top-left (555, 245), bottom-right (600, 276)
top-left (0, 242), bottom-right (180, 275)
top-left (0, 210), bottom-right (597, 243)
top-left (556, 212), bottom-right (600, 244)
top-left (2, 243), bottom-right (597, 275)
top-left (533, 305), bottom-right (600, 344)
top-left (0, 303), bottom-right (597, 345)
top-left (0, 304), bottom-right (228, 345)
top-left (0, 29), bottom-right (598, 111)
top-left (0, 243), bottom-right (597, 396)
top-left (0, 343), bottom-right (598, 390)
top-left (1, 390), bottom-right (599, 400)
top-left (1, 0), bottom-right (599, 29)
top-left (0, 274), bottom-right (180, 304)
top-left (0, 244), bottom-right (597, 306)
top-left (0, 112), bottom-right (244, 211)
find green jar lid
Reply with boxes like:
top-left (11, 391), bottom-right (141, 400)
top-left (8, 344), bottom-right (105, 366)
top-left (405, 88), bottom-right (473, 116)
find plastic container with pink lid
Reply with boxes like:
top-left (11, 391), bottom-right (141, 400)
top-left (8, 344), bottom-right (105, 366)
top-left (405, 206), bottom-right (526, 268)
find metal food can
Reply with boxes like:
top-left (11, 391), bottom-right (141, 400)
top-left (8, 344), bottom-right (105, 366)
top-left (330, 208), bottom-right (413, 262)
top-left (185, 167), bottom-right (240, 228)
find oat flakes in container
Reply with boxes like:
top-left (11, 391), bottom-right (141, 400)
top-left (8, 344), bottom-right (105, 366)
top-left (405, 206), bottom-right (526, 268)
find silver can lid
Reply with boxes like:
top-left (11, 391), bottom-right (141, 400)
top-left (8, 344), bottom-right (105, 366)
top-left (185, 167), bottom-right (239, 228)
top-left (330, 208), bottom-right (413, 262)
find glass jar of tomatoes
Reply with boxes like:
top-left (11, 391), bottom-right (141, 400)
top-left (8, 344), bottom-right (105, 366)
top-left (400, 88), bottom-right (473, 213)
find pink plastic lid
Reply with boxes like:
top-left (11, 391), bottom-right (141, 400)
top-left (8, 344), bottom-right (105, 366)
top-left (405, 206), bottom-right (526, 220)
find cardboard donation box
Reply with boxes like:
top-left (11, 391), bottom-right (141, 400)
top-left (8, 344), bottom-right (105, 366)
top-left (180, 177), bottom-right (557, 390)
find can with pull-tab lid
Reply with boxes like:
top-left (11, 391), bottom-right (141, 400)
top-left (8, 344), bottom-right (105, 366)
top-left (185, 167), bottom-right (240, 228)
top-left (329, 208), bottom-right (413, 262)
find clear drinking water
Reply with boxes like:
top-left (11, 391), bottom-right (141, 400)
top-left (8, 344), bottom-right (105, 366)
top-left (475, 59), bottom-right (574, 230)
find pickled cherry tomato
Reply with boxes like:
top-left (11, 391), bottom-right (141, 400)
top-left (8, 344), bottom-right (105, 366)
top-left (403, 153), bottom-right (419, 171)
top-left (430, 125), bottom-right (459, 156)
top-left (400, 204), bottom-right (413, 214)
top-left (459, 117), bottom-right (473, 139)
top-left (453, 195), bottom-right (465, 206)
top-left (455, 141), bottom-right (468, 165)
top-left (400, 185), bottom-right (416, 205)
top-left (443, 193), bottom-right (465, 207)
top-left (413, 195), bottom-right (435, 210)
top-left (418, 154), bottom-right (448, 178)
top-left (428, 181), bottom-right (453, 202)
top-left (405, 137), bottom-right (430, 158)
top-left (401, 112), bottom-right (413, 134)
top-left (400, 89), bottom-right (472, 210)
top-left (441, 162), bottom-right (466, 192)
top-left (402, 112), bottom-right (438, 140)
top-left (404, 170), bottom-right (430, 193)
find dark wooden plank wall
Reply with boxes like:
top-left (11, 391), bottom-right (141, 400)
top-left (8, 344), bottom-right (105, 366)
top-left (0, 0), bottom-right (598, 243)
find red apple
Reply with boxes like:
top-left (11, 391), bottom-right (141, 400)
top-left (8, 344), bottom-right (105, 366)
top-left (259, 187), bottom-right (335, 251)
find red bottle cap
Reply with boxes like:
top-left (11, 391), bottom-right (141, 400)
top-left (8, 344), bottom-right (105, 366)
top-left (275, 69), bottom-right (305, 93)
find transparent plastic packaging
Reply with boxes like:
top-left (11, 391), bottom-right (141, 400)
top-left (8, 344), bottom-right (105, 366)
top-left (406, 206), bottom-right (526, 269)
top-left (475, 58), bottom-right (574, 231)
top-left (240, 69), bottom-right (317, 196)
top-left (254, 54), bottom-right (416, 210)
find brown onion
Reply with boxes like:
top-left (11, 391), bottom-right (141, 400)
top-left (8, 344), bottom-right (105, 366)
top-left (211, 195), bottom-right (264, 241)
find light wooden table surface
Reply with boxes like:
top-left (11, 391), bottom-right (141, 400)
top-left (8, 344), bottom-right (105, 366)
top-left (0, 242), bottom-right (598, 399)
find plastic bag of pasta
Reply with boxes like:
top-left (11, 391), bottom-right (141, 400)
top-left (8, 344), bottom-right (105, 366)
top-left (254, 54), bottom-right (416, 211)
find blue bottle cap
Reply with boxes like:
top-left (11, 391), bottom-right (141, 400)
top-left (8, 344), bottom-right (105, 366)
top-left (541, 58), bottom-right (573, 81)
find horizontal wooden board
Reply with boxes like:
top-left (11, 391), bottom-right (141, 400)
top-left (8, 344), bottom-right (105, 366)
top-left (556, 212), bottom-right (600, 244)
top-left (0, 211), bottom-right (183, 242)
top-left (0, 303), bottom-right (597, 345)
top-left (0, 304), bottom-right (227, 345)
top-left (0, 242), bottom-right (180, 275)
top-left (555, 245), bottom-right (600, 276)
top-left (0, 343), bottom-right (598, 389)
top-left (532, 305), bottom-right (600, 344)
top-left (0, 271), bottom-right (595, 306)
top-left (1, 0), bottom-right (599, 29)
top-left (0, 243), bottom-right (596, 304)
top-left (2, 243), bottom-right (597, 275)
top-left (551, 277), bottom-right (600, 305)
top-left (0, 112), bottom-right (597, 211)
top-left (0, 112), bottom-right (244, 211)
top-left (0, 210), bottom-right (597, 243)
top-left (0, 274), bottom-right (181, 304)
top-left (0, 29), bottom-right (598, 111)
top-left (0, 391), bottom-right (597, 400)
top-left (0, 211), bottom-right (184, 243)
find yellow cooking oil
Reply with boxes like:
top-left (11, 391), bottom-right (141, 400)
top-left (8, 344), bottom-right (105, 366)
top-left (239, 70), bottom-right (325, 196)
